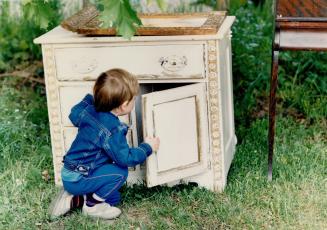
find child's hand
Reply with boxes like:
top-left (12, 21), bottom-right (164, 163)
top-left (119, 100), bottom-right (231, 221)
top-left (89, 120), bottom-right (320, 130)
top-left (145, 137), bottom-right (160, 152)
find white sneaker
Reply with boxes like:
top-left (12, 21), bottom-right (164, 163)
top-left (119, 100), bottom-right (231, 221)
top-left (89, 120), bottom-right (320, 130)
top-left (82, 203), bottom-right (122, 219)
top-left (49, 188), bottom-right (73, 218)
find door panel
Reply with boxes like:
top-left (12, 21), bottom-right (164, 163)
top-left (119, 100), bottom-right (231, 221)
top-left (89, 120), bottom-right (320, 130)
top-left (143, 83), bottom-right (209, 187)
top-left (154, 96), bottom-right (199, 172)
top-left (59, 85), bottom-right (93, 126)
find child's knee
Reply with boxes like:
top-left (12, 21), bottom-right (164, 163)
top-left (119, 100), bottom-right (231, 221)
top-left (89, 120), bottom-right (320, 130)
top-left (105, 165), bottom-right (128, 185)
top-left (115, 165), bottom-right (128, 181)
top-left (119, 167), bottom-right (128, 183)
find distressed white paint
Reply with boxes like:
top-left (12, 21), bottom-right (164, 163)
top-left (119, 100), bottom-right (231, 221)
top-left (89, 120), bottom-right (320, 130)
top-left (154, 97), bottom-right (198, 172)
top-left (34, 16), bottom-right (236, 191)
top-left (59, 85), bottom-right (93, 126)
top-left (143, 83), bottom-right (209, 187)
top-left (54, 44), bottom-right (205, 80)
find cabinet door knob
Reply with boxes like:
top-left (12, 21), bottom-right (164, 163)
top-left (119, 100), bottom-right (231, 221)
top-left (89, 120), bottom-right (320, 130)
top-left (159, 55), bottom-right (187, 73)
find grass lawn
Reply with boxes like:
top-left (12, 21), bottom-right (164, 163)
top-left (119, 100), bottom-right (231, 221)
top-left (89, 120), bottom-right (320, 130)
top-left (0, 78), bottom-right (326, 229)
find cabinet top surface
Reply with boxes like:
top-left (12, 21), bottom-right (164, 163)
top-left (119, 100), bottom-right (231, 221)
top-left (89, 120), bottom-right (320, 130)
top-left (34, 16), bottom-right (235, 44)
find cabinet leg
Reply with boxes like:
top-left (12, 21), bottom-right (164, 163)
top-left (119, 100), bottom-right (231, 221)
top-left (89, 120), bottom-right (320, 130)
top-left (268, 50), bottom-right (279, 181)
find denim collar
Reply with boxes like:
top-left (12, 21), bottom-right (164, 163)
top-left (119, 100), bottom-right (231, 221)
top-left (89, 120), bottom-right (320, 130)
top-left (93, 110), bottom-right (119, 129)
top-left (82, 94), bottom-right (121, 131)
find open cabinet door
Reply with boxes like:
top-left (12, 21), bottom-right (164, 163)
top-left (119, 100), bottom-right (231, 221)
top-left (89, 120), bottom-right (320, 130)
top-left (142, 83), bottom-right (209, 187)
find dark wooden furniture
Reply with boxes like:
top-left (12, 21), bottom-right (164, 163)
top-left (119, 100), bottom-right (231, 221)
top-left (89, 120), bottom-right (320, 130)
top-left (268, 0), bottom-right (327, 180)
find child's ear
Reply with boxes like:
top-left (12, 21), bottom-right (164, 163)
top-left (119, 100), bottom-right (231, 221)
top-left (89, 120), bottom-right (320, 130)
top-left (120, 101), bottom-right (129, 110)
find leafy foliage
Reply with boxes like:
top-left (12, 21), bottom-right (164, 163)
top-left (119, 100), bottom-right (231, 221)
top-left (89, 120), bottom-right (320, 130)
top-left (194, 0), bottom-right (326, 126)
top-left (0, 1), bottom-right (62, 73)
top-left (96, 0), bottom-right (165, 38)
top-left (229, 1), bottom-right (273, 125)
top-left (228, 0), bottom-right (327, 126)
top-left (193, 0), bottom-right (247, 9)
top-left (20, 0), bottom-right (164, 39)
top-left (278, 51), bottom-right (327, 120)
top-left (97, 0), bottom-right (142, 39)
top-left (22, 0), bottom-right (62, 29)
top-left (150, 0), bottom-right (167, 11)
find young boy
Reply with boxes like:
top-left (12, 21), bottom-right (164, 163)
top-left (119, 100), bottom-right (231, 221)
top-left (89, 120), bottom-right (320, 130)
top-left (49, 68), bottom-right (160, 219)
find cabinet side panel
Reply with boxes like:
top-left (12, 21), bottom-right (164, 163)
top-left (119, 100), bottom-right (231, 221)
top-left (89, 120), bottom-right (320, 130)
top-left (218, 34), bottom-right (237, 184)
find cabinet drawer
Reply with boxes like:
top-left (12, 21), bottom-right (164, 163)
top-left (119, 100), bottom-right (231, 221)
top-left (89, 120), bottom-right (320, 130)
top-left (54, 44), bottom-right (205, 80)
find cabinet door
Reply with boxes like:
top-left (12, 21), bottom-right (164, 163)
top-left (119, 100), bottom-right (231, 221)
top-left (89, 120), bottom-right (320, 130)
top-left (142, 83), bottom-right (209, 187)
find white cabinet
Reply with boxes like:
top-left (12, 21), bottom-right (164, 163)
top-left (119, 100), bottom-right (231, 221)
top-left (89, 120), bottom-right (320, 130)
top-left (34, 16), bottom-right (236, 192)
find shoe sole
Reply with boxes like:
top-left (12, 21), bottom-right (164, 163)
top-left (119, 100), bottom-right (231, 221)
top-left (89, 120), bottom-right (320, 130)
top-left (83, 207), bottom-right (122, 220)
top-left (83, 212), bottom-right (122, 220)
top-left (48, 188), bottom-right (71, 218)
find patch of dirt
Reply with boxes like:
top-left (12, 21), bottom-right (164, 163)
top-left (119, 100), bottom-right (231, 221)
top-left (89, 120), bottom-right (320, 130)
top-left (0, 61), bottom-right (45, 90)
top-left (251, 95), bottom-right (306, 123)
top-left (123, 205), bottom-right (151, 225)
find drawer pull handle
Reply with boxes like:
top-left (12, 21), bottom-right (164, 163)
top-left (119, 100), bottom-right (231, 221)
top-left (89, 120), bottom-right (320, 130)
top-left (159, 55), bottom-right (187, 73)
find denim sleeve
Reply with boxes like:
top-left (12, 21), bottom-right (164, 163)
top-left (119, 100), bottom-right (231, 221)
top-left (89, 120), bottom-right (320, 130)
top-left (102, 130), bottom-right (153, 168)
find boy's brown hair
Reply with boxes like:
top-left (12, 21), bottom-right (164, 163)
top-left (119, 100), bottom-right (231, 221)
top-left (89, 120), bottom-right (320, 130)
top-left (93, 68), bottom-right (139, 112)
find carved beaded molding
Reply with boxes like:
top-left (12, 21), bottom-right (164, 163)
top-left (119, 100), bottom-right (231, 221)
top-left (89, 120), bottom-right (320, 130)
top-left (43, 45), bottom-right (63, 185)
top-left (207, 40), bottom-right (223, 191)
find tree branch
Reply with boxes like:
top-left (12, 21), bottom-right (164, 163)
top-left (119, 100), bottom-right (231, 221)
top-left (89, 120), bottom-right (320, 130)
top-left (0, 62), bottom-right (45, 85)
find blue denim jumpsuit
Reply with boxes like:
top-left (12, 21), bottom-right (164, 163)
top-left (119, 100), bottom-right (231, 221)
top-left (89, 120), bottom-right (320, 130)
top-left (61, 94), bottom-right (152, 205)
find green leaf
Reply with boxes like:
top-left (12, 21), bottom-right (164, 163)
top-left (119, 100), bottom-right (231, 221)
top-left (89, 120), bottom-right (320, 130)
top-left (97, 0), bottom-right (120, 27)
top-left (117, 17), bottom-right (136, 39)
top-left (155, 0), bottom-right (167, 11)
top-left (97, 0), bottom-right (142, 39)
top-left (146, 0), bottom-right (166, 11)
top-left (122, 0), bottom-right (142, 25)
top-left (22, 0), bottom-right (33, 5)
top-left (22, 0), bottom-right (55, 29)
